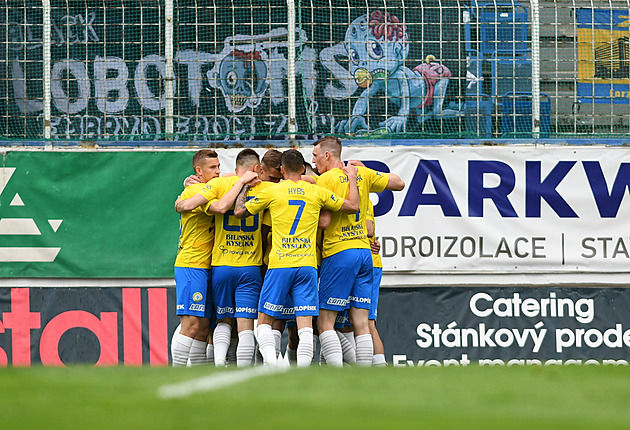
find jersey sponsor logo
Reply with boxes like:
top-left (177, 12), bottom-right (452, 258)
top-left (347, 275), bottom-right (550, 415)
top-left (263, 302), bottom-right (283, 312)
top-left (192, 292), bottom-right (203, 302)
top-left (189, 303), bottom-right (205, 312)
top-left (216, 306), bottom-right (234, 314)
top-left (0, 168), bottom-right (63, 263)
top-left (294, 305), bottom-right (317, 312)
top-left (177, 304), bottom-right (185, 310)
top-left (327, 297), bottom-right (349, 306)
top-left (349, 295), bottom-right (371, 304)
top-left (235, 306), bottom-right (257, 314)
top-left (336, 314), bottom-right (349, 324)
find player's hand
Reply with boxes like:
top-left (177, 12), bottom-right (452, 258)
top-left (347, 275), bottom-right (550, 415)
top-left (174, 196), bottom-right (181, 211)
top-left (241, 170), bottom-right (260, 187)
top-left (343, 164), bottom-right (358, 180)
top-left (370, 238), bottom-right (381, 255)
top-left (184, 175), bottom-right (202, 187)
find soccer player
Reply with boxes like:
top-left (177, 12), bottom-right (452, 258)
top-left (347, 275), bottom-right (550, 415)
top-left (177, 149), bottom-right (267, 367)
top-left (171, 149), bottom-right (221, 367)
top-left (234, 149), bottom-right (359, 367)
top-left (312, 136), bottom-right (405, 366)
top-left (367, 201), bottom-right (386, 366)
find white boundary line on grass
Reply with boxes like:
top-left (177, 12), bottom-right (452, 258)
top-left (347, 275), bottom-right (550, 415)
top-left (158, 366), bottom-right (291, 399)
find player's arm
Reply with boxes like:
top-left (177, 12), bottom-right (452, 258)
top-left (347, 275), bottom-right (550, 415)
top-left (318, 209), bottom-right (332, 230)
top-left (183, 175), bottom-right (202, 187)
top-left (207, 171), bottom-right (259, 214)
top-left (175, 192), bottom-right (209, 213)
top-left (366, 218), bottom-right (375, 238)
top-left (233, 184), bottom-right (252, 219)
top-left (338, 165), bottom-right (359, 214)
top-left (386, 172), bottom-right (405, 191)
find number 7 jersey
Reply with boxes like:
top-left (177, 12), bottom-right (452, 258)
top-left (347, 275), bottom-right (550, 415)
top-left (245, 180), bottom-right (344, 269)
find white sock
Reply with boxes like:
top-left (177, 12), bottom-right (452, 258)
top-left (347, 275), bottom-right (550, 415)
top-left (319, 330), bottom-right (343, 367)
top-left (373, 353), bottom-right (387, 366)
top-left (171, 333), bottom-right (193, 367)
top-left (285, 345), bottom-right (297, 364)
top-left (237, 330), bottom-right (255, 367)
top-left (254, 343), bottom-right (263, 365)
top-left (355, 334), bottom-right (374, 366)
top-left (213, 323), bottom-right (232, 367)
top-left (341, 331), bottom-right (356, 351)
top-left (228, 336), bottom-right (238, 365)
top-left (312, 334), bottom-right (319, 364)
top-left (272, 329), bottom-right (282, 359)
top-left (336, 331), bottom-right (356, 364)
top-left (189, 340), bottom-right (208, 366)
top-left (206, 343), bottom-right (214, 364)
top-left (255, 324), bottom-right (278, 366)
top-left (296, 327), bottom-right (314, 367)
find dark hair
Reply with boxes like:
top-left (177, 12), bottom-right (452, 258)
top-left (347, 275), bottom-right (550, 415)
top-left (192, 149), bottom-right (218, 169)
top-left (281, 149), bottom-right (305, 173)
top-left (235, 148), bottom-right (260, 169)
top-left (261, 148), bottom-right (282, 170)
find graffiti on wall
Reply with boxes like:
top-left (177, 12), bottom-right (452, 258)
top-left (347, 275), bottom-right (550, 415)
top-left (1, 3), bottom-right (464, 139)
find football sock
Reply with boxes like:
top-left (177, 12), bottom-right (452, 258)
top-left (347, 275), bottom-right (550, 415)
top-left (236, 330), bottom-right (255, 367)
top-left (355, 333), bottom-right (374, 366)
top-left (227, 335), bottom-right (238, 365)
top-left (255, 324), bottom-right (278, 366)
top-left (189, 339), bottom-right (208, 366)
top-left (272, 329), bottom-right (282, 359)
top-left (213, 322), bottom-right (232, 367)
top-left (171, 333), bottom-right (193, 367)
top-left (285, 345), bottom-right (297, 364)
top-left (296, 327), bottom-right (314, 367)
top-left (373, 353), bottom-right (387, 366)
top-left (319, 330), bottom-right (343, 367)
top-left (312, 334), bottom-right (319, 364)
top-left (206, 343), bottom-right (215, 364)
top-left (341, 330), bottom-right (356, 351)
top-left (336, 330), bottom-right (356, 364)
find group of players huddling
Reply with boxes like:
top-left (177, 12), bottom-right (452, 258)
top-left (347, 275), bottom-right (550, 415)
top-left (171, 136), bottom-right (405, 367)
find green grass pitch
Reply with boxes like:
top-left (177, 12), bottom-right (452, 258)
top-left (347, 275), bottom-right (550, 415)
top-left (2, 365), bottom-right (630, 429)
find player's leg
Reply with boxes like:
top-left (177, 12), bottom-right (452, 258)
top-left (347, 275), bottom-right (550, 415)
top-left (318, 250), bottom-right (360, 367)
top-left (211, 266), bottom-right (237, 367)
top-left (348, 249), bottom-right (375, 366)
top-left (255, 268), bottom-right (292, 366)
top-left (234, 266), bottom-right (263, 367)
top-left (370, 266), bottom-right (386, 365)
top-left (292, 266), bottom-right (319, 367)
top-left (172, 267), bottom-right (212, 367)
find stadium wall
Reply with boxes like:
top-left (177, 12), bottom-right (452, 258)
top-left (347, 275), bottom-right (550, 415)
top-left (1, 145), bottom-right (630, 365)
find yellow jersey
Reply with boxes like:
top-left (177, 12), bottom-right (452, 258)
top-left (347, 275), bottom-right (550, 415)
top-left (245, 179), bottom-right (344, 269)
top-left (175, 183), bottom-right (215, 268)
top-left (317, 166), bottom-right (389, 258)
top-left (367, 200), bottom-right (382, 269)
top-left (198, 175), bottom-right (272, 267)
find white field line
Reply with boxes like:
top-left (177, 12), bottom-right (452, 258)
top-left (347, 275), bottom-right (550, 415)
top-left (158, 365), bottom-right (291, 399)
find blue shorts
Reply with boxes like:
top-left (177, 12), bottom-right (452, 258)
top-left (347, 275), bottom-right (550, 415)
top-left (259, 267), bottom-right (318, 318)
top-left (276, 294), bottom-right (296, 320)
top-left (319, 248), bottom-right (373, 311)
top-left (334, 309), bottom-right (351, 329)
top-left (370, 267), bottom-right (383, 320)
top-left (174, 267), bottom-right (213, 318)
top-left (212, 265), bottom-right (262, 320)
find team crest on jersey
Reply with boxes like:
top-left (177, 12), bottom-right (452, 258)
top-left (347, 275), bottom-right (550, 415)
top-left (192, 292), bottom-right (203, 302)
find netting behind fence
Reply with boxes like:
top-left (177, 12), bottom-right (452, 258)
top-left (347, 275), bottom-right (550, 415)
top-left (2, 1), bottom-right (630, 142)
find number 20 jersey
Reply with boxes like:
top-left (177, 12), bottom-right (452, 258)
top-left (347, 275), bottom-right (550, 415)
top-left (198, 176), bottom-right (271, 267)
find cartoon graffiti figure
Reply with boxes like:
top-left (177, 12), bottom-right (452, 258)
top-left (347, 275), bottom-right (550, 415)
top-left (208, 49), bottom-right (269, 113)
top-left (336, 11), bottom-right (453, 134)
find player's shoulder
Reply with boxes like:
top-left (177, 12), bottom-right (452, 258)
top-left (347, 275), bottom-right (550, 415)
top-left (182, 182), bottom-right (207, 197)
